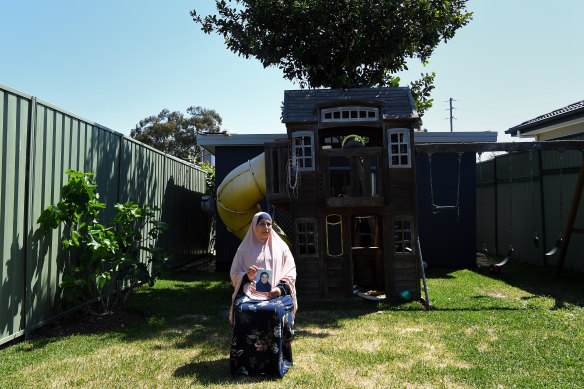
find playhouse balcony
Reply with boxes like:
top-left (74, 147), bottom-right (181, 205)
top-left (319, 147), bottom-right (385, 207)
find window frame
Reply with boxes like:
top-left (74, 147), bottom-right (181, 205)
top-left (321, 106), bottom-right (379, 122)
top-left (295, 218), bottom-right (318, 257)
top-left (387, 128), bottom-right (412, 168)
top-left (291, 131), bottom-right (315, 171)
top-left (392, 216), bottom-right (414, 255)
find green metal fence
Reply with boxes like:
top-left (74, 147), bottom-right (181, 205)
top-left (476, 146), bottom-right (584, 272)
top-left (0, 84), bottom-right (212, 346)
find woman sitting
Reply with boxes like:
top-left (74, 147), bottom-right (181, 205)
top-left (229, 212), bottom-right (297, 377)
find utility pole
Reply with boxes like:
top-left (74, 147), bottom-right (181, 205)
top-left (446, 98), bottom-right (456, 132)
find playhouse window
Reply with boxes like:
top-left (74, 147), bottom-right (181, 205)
top-left (321, 106), bottom-right (378, 122)
top-left (296, 219), bottom-right (317, 256)
top-left (329, 156), bottom-right (351, 197)
top-left (326, 214), bottom-right (343, 256)
top-left (387, 128), bottom-right (411, 168)
top-left (352, 216), bottom-right (379, 248)
top-left (291, 131), bottom-right (315, 171)
top-left (393, 218), bottom-right (413, 254)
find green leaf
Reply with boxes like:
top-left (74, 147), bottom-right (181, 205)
top-left (71, 230), bottom-right (80, 246)
top-left (95, 272), bottom-right (110, 289)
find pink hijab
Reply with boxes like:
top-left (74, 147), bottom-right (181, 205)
top-left (229, 212), bottom-right (297, 325)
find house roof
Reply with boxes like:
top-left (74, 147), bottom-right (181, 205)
top-left (283, 87), bottom-right (418, 123)
top-left (506, 100), bottom-right (584, 136)
top-left (197, 133), bottom-right (287, 154)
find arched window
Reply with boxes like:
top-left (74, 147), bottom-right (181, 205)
top-left (326, 214), bottom-right (343, 257)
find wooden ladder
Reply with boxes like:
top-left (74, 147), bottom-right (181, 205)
top-left (557, 156), bottom-right (584, 273)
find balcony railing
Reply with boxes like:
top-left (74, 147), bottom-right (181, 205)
top-left (265, 143), bottom-right (386, 207)
top-left (319, 147), bottom-right (385, 207)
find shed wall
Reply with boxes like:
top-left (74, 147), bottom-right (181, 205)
top-left (214, 145), bottom-right (266, 272)
top-left (416, 152), bottom-right (477, 268)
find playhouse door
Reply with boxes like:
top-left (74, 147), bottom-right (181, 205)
top-left (352, 248), bottom-right (384, 289)
top-left (351, 216), bottom-right (384, 290)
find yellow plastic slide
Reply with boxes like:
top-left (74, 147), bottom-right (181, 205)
top-left (216, 152), bottom-right (290, 246)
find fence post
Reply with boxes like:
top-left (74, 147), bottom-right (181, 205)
top-left (493, 156), bottom-right (498, 255)
top-left (23, 96), bottom-right (36, 340)
top-left (537, 150), bottom-right (548, 267)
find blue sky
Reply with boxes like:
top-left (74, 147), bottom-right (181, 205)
top-left (1, 1), bottom-right (583, 142)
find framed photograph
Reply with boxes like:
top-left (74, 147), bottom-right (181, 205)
top-left (255, 269), bottom-right (273, 292)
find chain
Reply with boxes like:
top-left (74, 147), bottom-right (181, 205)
top-left (456, 152), bottom-right (463, 221)
top-left (508, 153), bottom-right (513, 249)
top-left (478, 153), bottom-right (488, 252)
top-left (558, 151), bottom-right (564, 238)
top-left (428, 153), bottom-right (435, 207)
top-left (286, 140), bottom-right (300, 198)
top-left (528, 151), bottom-right (537, 239)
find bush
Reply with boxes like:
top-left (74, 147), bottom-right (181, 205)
top-left (37, 169), bottom-right (171, 313)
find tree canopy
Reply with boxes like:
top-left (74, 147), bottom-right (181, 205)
top-left (130, 106), bottom-right (222, 162)
top-left (192, 0), bottom-right (472, 120)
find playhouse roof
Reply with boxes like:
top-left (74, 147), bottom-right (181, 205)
top-left (282, 87), bottom-right (418, 123)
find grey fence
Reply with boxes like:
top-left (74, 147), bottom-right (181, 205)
top-left (1, 84), bottom-right (212, 346)
top-left (476, 143), bottom-right (584, 272)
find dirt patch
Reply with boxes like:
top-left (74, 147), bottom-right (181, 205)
top-left (29, 306), bottom-right (146, 340)
top-left (487, 292), bottom-right (508, 299)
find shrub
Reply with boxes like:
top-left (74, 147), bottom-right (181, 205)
top-left (37, 169), bottom-right (171, 313)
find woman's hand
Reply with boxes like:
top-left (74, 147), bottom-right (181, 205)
top-left (267, 287), bottom-right (282, 299)
top-left (247, 265), bottom-right (258, 281)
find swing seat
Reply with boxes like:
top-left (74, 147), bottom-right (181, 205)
top-left (545, 237), bottom-right (563, 256)
top-left (432, 204), bottom-right (457, 214)
top-left (489, 248), bottom-right (512, 274)
top-left (495, 247), bottom-right (513, 267)
top-left (533, 235), bottom-right (562, 256)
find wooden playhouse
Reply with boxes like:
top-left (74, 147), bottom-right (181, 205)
top-left (264, 88), bottom-right (421, 300)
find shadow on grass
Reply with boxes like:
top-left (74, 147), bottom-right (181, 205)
top-left (174, 357), bottom-right (230, 381)
top-left (16, 268), bottom-right (397, 355)
top-left (422, 267), bottom-right (457, 279)
top-left (174, 357), bottom-right (283, 384)
top-left (115, 269), bottom-right (393, 352)
top-left (470, 259), bottom-right (584, 308)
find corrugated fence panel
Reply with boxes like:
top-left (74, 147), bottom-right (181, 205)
top-left (161, 157), bottom-right (211, 265)
top-left (25, 103), bottom-right (121, 332)
top-left (0, 88), bottom-right (29, 345)
top-left (1, 84), bottom-right (210, 346)
top-left (26, 102), bottom-right (65, 334)
top-left (476, 158), bottom-right (497, 254)
top-left (1, 83), bottom-right (210, 346)
top-left (477, 149), bottom-right (584, 273)
top-left (541, 149), bottom-right (584, 271)
top-left (119, 138), bottom-right (168, 265)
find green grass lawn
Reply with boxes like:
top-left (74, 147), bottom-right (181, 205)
top-left (1, 260), bottom-right (583, 388)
